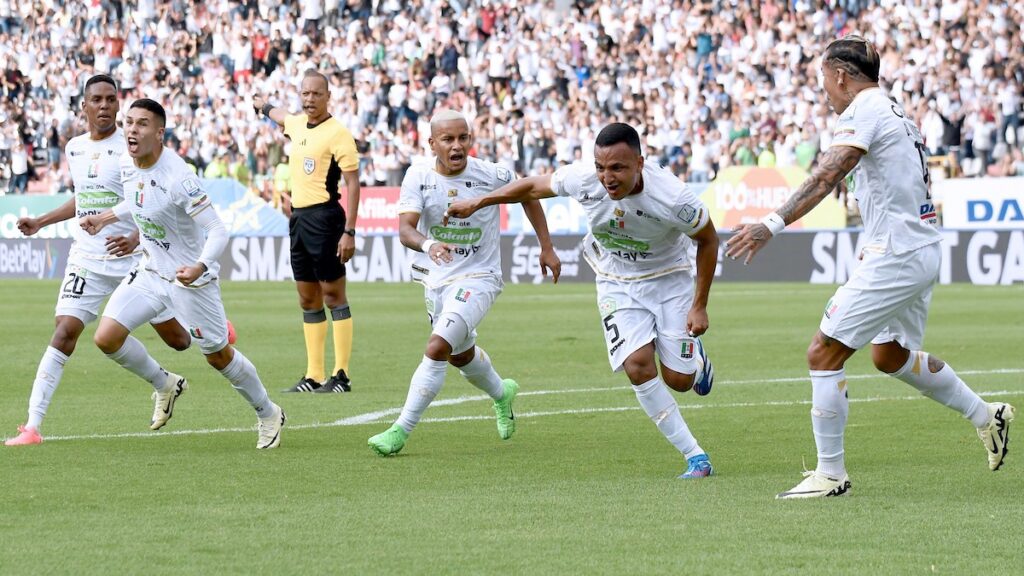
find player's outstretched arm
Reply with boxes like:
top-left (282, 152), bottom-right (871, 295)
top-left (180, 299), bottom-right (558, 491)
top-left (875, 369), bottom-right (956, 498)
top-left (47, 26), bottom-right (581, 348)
top-left (17, 196), bottom-right (76, 236)
top-left (253, 94), bottom-right (288, 126)
top-left (725, 145), bottom-right (863, 264)
top-left (444, 175), bottom-right (556, 224)
top-left (399, 212), bottom-right (453, 264)
top-left (687, 219), bottom-right (720, 337)
top-left (521, 199), bottom-right (561, 283)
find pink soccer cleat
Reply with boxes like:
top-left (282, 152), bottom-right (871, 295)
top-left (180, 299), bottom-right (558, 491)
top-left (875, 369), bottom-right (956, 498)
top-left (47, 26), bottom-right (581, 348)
top-left (5, 425), bottom-right (43, 446)
top-left (227, 320), bottom-right (237, 345)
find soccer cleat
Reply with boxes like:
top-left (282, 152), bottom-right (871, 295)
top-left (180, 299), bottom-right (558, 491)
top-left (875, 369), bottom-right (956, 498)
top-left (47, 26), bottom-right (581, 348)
top-left (315, 369), bottom-right (351, 393)
top-left (978, 402), bottom-right (1015, 471)
top-left (368, 424), bottom-right (408, 456)
top-left (678, 454), bottom-right (714, 479)
top-left (5, 425), bottom-right (43, 446)
top-left (493, 379), bottom-right (518, 440)
top-left (256, 404), bottom-right (286, 449)
top-left (150, 372), bottom-right (188, 430)
top-left (776, 470), bottom-right (851, 499)
top-left (692, 337), bottom-right (714, 396)
top-left (283, 376), bottom-right (322, 393)
top-left (227, 320), bottom-right (237, 345)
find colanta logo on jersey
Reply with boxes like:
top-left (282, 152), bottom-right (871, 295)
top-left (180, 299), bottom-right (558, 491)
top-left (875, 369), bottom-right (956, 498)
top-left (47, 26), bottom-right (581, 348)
top-left (429, 225), bottom-right (483, 245)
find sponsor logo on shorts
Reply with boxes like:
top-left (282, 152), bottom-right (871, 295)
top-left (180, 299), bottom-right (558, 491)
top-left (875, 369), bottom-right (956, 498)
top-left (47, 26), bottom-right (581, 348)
top-left (609, 339), bottom-right (625, 354)
top-left (303, 157), bottom-right (315, 174)
top-left (824, 298), bottom-right (839, 319)
top-left (681, 339), bottom-right (695, 359)
top-left (598, 297), bottom-right (617, 316)
top-left (455, 288), bottom-right (471, 302)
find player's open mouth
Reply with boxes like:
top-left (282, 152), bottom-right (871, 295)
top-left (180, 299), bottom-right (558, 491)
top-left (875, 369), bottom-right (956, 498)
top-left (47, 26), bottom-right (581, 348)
top-left (127, 137), bottom-right (138, 151)
top-left (450, 154), bottom-right (464, 162)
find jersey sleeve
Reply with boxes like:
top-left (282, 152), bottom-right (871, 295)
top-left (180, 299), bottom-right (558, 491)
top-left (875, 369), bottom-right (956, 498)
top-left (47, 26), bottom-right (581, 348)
top-left (282, 114), bottom-right (300, 140)
top-left (331, 126), bottom-right (360, 172)
top-left (397, 169), bottom-right (424, 215)
top-left (671, 183), bottom-right (710, 235)
top-left (829, 102), bottom-right (879, 152)
top-left (177, 171), bottom-right (213, 218)
top-left (550, 161), bottom-right (591, 199)
top-left (491, 163), bottom-right (516, 189)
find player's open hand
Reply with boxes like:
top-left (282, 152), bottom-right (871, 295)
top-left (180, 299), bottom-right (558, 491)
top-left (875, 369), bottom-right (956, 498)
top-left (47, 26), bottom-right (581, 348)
top-left (80, 214), bottom-right (106, 236)
top-left (443, 199), bottom-right (479, 225)
top-left (105, 234), bottom-right (140, 257)
top-left (337, 234), bottom-right (356, 263)
top-left (686, 306), bottom-right (709, 337)
top-left (17, 216), bottom-right (41, 236)
top-left (539, 246), bottom-right (561, 284)
top-left (426, 241), bottom-right (455, 264)
top-left (176, 264), bottom-right (205, 286)
top-left (724, 223), bottom-right (773, 265)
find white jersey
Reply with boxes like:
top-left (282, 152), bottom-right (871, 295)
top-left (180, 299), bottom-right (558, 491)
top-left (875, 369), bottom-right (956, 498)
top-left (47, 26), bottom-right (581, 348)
top-left (398, 156), bottom-right (514, 288)
top-left (551, 161), bottom-right (710, 281)
top-left (66, 129), bottom-right (139, 267)
top-left (117, 148), bottom-right (218, 284)
top-left (830, 88), bottom-right (942, 255)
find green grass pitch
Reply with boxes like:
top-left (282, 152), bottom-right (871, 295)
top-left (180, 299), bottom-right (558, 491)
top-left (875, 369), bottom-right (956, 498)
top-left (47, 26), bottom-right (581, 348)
top-left (1, 279), bottom-right (1022, 574)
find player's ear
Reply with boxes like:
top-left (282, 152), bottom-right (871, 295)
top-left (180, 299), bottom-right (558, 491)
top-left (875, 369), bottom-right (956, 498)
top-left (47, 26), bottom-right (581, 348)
top-left (637, 152), bottom-right (644, 171)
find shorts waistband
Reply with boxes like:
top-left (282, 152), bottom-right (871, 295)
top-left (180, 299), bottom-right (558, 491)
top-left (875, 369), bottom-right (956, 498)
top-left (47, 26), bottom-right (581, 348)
top-left (292, 201), bottom-right (344, 214)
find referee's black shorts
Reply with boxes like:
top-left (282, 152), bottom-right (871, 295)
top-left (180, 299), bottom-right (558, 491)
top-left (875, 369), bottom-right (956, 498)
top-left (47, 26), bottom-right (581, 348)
top-left (289, 201), bottom-right (346, 282)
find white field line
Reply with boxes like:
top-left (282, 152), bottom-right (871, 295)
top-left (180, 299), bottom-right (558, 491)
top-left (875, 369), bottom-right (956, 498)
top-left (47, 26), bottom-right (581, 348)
top-left (39, 368), bottom-right (1024, 443)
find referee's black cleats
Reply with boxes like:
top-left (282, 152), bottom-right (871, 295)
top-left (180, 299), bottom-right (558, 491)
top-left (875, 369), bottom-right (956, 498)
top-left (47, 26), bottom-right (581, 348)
top-left (316, 370), bottom-right (352, 393)
top-left (283, 376), bottom-right (322, 393)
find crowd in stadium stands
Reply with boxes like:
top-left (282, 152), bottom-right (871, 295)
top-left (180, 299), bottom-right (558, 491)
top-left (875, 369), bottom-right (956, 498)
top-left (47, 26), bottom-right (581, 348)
top-left (1, 0), bottom-right (1023, 202)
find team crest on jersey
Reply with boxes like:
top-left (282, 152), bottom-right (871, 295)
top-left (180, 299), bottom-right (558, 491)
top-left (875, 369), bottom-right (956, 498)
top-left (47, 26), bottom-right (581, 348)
top-left (87, 162), bottom-right (99, 178)
top-left (614, 208), bottom-right (625, 217)
top-left (303, 157), bottom-right (315, 174)
top-left (598, 297), bottom-right (617, 316)
top-left (448, 189), bottom-right (458, 197)
top-left (681, 339), bottom-right (695, 360)
top-left (496, 167), bottom-right (511, 183)
top-left (91, 152), bottom-right (100, 160)
top-left (455, 288), bottom-right (472, 302)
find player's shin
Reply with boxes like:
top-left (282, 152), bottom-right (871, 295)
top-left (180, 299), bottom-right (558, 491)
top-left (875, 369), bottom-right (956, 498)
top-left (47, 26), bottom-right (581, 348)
top-left (106, 336), bottom-right (167, 389)
top-left (395, 356), bottom-right (448, 433)
top-left (218, 349), bottom-right (274, 417)
top-left (810, 369), bottom-right (849, 478)
top-left (891, 351), bottom-right (989, 427)
top-left (26, 346), bottom-right (70, 430)
top-left (633, 377), bottom-right (703, 458)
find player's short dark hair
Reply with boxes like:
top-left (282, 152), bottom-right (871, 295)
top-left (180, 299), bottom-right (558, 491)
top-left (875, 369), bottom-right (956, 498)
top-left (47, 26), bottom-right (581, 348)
top-left (595, 123), bottom-right (641, 155)
top-left (84, 74), bottom-right (118, 96)
top-left (130, 98), bottom-right (167, 127)
top-left (824, 35), bottom-right (880, 83)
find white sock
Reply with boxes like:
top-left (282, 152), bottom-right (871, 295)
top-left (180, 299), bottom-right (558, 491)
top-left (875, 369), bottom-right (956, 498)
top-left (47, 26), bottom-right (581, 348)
top-left (396, 356), bottom-right (448, 433)
top-left (218, 349), bottom-right (274, 417)
top-left (891, 351), bottom-right (990, 428)
top-left (633, 377), bottom-right (703, 459)
top-left (26, 346), bottom-right (70, 430)
top-left (106, 336), bottom-right (166, 390)
top-left (810, 369), bottom-right (849, 478)
top-left (458, 347), bottom-right (504, 400)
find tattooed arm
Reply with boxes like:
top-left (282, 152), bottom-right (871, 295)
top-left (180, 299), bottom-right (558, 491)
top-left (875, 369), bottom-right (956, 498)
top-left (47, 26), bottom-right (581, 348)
top-left (724, 145), bottom-right (864, 264)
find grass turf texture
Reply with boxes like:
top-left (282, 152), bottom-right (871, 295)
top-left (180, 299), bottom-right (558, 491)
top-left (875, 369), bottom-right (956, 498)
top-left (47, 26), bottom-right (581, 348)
top-left (1, 280), bottom-right (1022, 574)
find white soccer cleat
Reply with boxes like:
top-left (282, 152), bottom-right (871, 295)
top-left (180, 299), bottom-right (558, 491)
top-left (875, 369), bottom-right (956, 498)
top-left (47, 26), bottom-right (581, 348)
top-left (150, 372), bottom-right (188, 430)
top-left (257, 403), bottom-right (286, 450)
top-left (776, 470), bottom-right (851, 500)
top-left (978, 402), bottom-right (1015, 471)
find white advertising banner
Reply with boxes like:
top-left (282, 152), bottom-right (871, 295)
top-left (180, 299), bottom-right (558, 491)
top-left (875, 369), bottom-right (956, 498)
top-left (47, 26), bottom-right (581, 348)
top-left (935, 177), bottom-right (1024, 230)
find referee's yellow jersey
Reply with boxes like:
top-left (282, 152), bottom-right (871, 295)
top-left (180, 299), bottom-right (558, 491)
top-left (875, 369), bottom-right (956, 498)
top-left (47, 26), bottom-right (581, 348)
top-left (283, 114), bottom-right (359, 209)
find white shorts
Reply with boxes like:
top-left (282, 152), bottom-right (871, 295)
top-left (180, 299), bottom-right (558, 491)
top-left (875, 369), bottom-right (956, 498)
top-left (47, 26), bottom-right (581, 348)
top-left (820, 242), bottom-right (940, 350)
top-left (103, 268), bottom-right (228, 354)
top-left (54, 257), bottom-right (174, 325)
top-left (595, 271), bottom-right (702, 374)
top-left (424, 275), bottom-right (502, 355)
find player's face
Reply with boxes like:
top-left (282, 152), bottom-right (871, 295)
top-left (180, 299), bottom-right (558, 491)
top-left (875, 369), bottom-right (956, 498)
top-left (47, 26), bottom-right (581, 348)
top-left (430, 119), bottom-right (472, 175)
top-left (594, 143), bottom-right (644, 200)
top-left (83, 82), bottom-right (119, 136)
top-left (300, 76), bottom-right (330, 122)
top-left (124, 107), bottom-right (165, 160)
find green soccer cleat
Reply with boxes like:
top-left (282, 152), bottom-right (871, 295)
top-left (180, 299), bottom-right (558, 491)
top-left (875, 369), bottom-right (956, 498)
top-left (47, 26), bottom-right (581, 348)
top-left (368, 424), bottom-right (408, 456)
top-left (493, 379), bottom-right (519, 440)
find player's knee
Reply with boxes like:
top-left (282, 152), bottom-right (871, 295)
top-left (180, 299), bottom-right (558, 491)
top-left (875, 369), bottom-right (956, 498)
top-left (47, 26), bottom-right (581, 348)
top-left (50, 320), bottom-right (84, 355)
top-left (93, 329), bottom-right (124, 355)
top-left (424, 334), bottom-right (453, 361)
top-left (623, 359), bottom-right (658, 386)
top-left (204, 346), bottom-right (233, 370)
top-left (871, 342), bottom-right (911, 373)
top-left (165, 330), bottom-right (192, 351)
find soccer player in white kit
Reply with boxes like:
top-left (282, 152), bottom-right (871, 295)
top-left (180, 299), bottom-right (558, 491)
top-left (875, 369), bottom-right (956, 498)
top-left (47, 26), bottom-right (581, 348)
top-left (445, 123), bottom-right (719, 479)
top-left (726, 36), bottom-right (1015, 498)
top-left (5, 76), bottom-right (191, 447)
top-left (80, 99), bottom-right (286, 449)
top-left (367, 110), bottom-right (560, 456)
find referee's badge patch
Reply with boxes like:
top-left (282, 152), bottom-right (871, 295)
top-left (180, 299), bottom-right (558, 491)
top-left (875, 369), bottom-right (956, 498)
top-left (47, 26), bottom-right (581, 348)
top-left (303, 157), bottom-right (315, 174)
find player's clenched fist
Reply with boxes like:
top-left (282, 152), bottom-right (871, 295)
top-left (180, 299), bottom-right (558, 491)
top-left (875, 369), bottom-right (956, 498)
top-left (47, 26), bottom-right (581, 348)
top-left (80, 214), bottom-right (107, 236)
top-left (442, 199), bottom-right (481, 225)
top-left (17, 216), bottom-right (41, 236)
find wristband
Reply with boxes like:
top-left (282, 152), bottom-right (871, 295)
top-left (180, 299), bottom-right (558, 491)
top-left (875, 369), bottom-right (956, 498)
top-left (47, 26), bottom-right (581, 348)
top-left (761, 212), bottom-right (786, 236)
top-left (262, 103), bottom-right (275, 117)
top-left (421, 239), bottom-right (437, 253)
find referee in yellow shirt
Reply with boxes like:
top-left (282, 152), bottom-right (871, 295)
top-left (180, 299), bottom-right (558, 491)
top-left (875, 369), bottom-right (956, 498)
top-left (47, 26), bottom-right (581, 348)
top-left (254, 70), bottom-right (360, 393)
